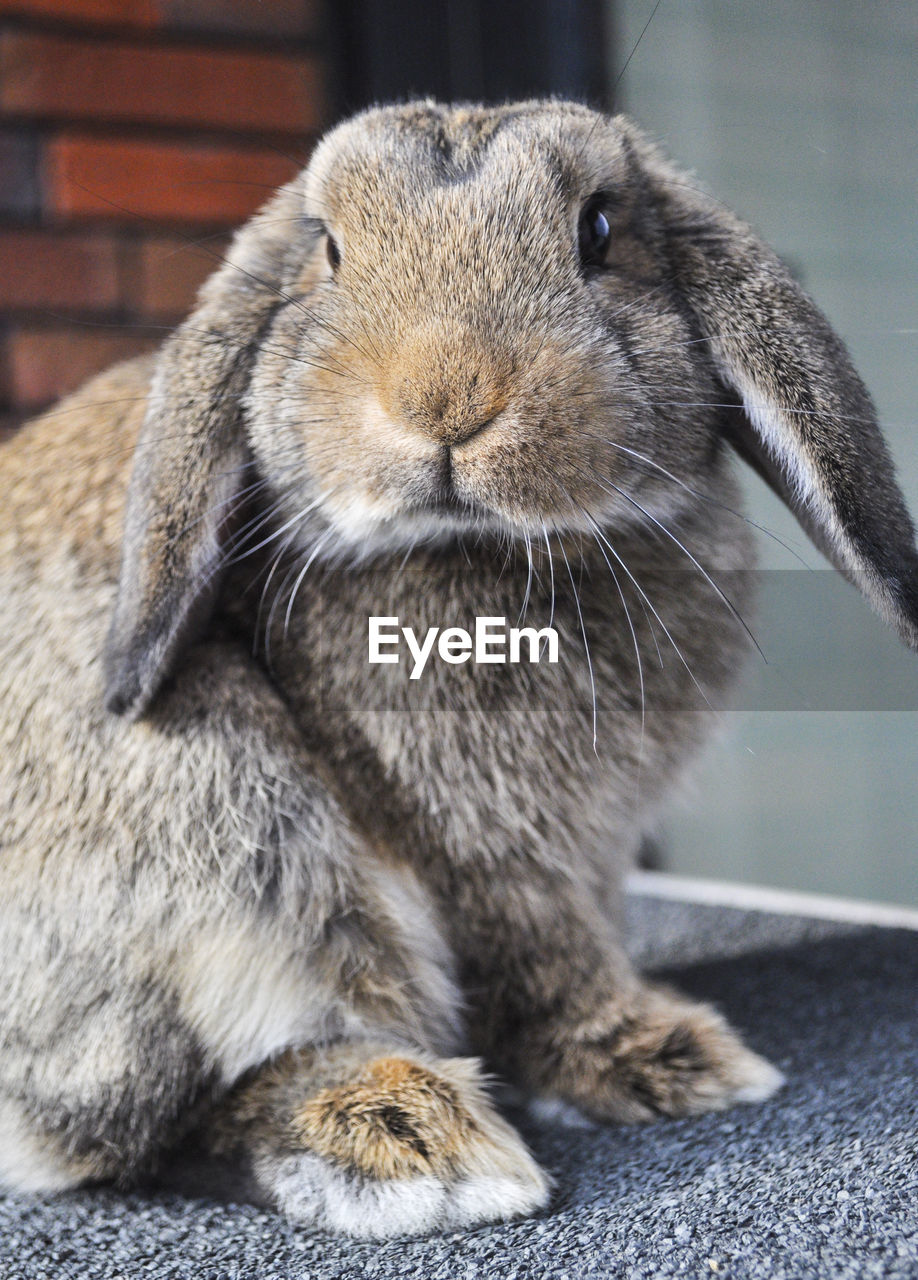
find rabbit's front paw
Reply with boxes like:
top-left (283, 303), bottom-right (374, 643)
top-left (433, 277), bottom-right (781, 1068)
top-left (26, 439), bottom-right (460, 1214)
top-left (253, 1053), bottom-right (549, 1237)
top-left (536, 983), bottom-right (783, 1124)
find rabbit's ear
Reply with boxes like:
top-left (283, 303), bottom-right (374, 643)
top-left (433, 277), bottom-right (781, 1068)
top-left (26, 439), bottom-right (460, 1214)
top-left (634, 132), bottom-right (918, 651)
top-left (105, 183), bottom-right (311, 717)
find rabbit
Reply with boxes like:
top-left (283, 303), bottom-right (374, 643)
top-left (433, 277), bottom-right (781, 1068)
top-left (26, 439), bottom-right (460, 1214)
top-left (1, 98), bottom-right (916, 1240)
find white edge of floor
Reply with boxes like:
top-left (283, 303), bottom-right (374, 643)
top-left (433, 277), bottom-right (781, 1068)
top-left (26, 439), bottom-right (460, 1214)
top-left (626, 870), bottom-right (918, 931)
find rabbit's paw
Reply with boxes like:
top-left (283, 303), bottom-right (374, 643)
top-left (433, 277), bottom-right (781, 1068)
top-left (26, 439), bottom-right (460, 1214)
top-left (538, 983), bottom-right (783, 1123)
top-left (258, 1054), bottom-right (549, 1237)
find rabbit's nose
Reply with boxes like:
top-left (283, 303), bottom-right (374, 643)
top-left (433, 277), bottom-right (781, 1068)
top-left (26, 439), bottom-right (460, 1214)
top-left (396, 373), bottom-right (506, 446)
top-left (384, 340), bottom-right (511, 447)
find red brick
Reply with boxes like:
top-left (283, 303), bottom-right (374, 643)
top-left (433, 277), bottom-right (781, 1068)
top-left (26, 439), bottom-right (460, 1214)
top-left (0, 229), bottom-right (120, 311)
top-left (2, 324), bottom-right (158, 408)
top-left (0, 0), bottom-right (319, 36)
top-left (0, 0), bottom-right (157, 26)
top-left (46, 133), bottom-right (300, 224)
top-left (0, 31), bottom-right (325, 134)
top-left (121, 233), bottom-right (226, 318)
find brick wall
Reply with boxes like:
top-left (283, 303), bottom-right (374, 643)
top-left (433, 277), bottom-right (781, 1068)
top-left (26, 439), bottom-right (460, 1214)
top-left (0, 0), bottom-right (328, 431)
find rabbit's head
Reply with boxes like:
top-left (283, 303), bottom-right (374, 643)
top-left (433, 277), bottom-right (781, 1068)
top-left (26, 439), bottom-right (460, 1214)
top-left (105, 100), bottom-right (918, 717)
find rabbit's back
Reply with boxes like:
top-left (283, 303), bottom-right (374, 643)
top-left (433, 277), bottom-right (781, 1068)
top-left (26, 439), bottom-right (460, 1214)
top-left (0, 356), bottom-right (155, 900)
top-left (1, 356), bottom-right (153, 585)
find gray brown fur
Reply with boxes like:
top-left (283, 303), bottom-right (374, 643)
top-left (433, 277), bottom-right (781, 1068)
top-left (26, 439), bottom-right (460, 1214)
top-left (1, 101), bottom-right (915, 1237)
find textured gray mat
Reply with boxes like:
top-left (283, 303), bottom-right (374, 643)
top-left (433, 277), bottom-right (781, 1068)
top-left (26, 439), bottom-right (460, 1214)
top-left (2, 893), bottom-right (916, 1280)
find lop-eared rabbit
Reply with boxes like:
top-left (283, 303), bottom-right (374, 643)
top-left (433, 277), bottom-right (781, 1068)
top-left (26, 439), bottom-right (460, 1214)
top-left (2, 101), bottom-right (916, 1238)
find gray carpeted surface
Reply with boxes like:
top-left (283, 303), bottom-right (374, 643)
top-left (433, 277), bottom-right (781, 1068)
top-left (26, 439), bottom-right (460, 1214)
top-left (2, 891), bottom-right (916, 1280)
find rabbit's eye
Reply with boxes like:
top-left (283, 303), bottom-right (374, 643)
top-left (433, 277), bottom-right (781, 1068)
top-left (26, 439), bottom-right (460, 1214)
top-left (326, 234), bottom-right (341, 272)
top-left (578, 200), bottom-right (613, 270)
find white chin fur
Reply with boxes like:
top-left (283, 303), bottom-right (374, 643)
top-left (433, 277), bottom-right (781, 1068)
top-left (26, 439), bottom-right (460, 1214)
top-left (321, 500), bottom-right (504, 562)
top-left (316, 487), bottom-right (691, 565)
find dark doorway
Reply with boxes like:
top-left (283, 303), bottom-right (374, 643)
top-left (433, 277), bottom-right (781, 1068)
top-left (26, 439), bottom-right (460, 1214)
top-left (330, 0), bottom-right (613, 118)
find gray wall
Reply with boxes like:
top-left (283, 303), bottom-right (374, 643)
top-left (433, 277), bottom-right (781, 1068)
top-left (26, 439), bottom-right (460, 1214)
top-left (614, 0), bottom-right (918, 903)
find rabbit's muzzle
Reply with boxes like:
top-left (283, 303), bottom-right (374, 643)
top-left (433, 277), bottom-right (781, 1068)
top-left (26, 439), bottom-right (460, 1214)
top-left (384, 332), bottom-right (511, 450)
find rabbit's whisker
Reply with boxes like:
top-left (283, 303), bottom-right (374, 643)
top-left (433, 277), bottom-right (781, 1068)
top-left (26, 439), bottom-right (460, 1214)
top-left (540, 524), bottom-right (557, 637)
top-left (611, 0), bottom-right (664, 105)
top-left (398, 537), bottom-right (420, 573)
top-left (263, 541), bottom-right (319, 668)
top-left (255, 529), bottom-right (307, 652)
top-left (177, 475), bottom-right (274, 541)
top-left (23, 395), bottom-right (150, 425)
top-left (224, 497), bottom-right (306, 564)
top-left (121, 314), bottom-right (367, 387)
top-left (605, 284), bottom-right (668, 322)
top-left (517, 532), bottom-right (536, 628)
top-left (582, 513), bottom-right (646, 769)
top-left (492, 521), bottom-right (516, 588)
top-left (591, 436), bottom-right (813, 567)
top-left (219, 492), bottom-right (328, 567)
top-left (579, 504), bottom-right (715, 714)
top-left (196, 238), bottom-right (378, 369)
top-left (623, 333), bottom-right (729, 359)
top-left (282, 528), bottom-right (339, 639)
top-left (555, 531), bottom-right (599, 755)
top-left (591, 473), bottom-right (764, 660)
